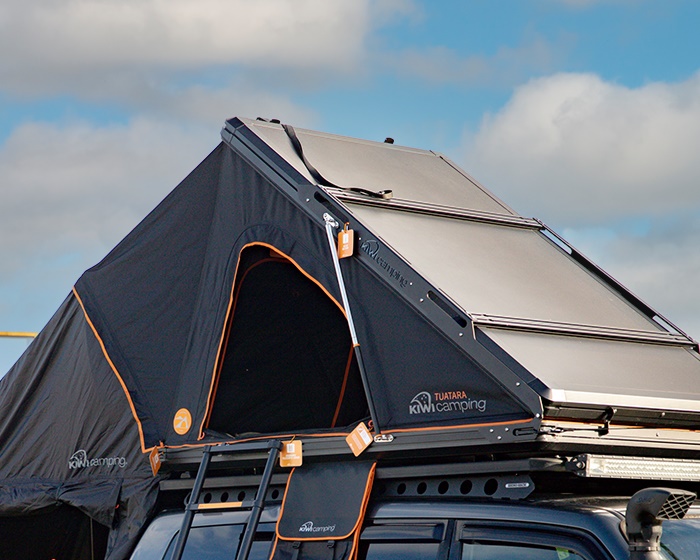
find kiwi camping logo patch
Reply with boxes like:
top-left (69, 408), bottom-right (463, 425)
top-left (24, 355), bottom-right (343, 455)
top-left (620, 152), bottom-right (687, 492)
top-left (299, 521), bottom-right (337, 534)
top-left (68, 449), bottom-right (127, 470)
top-left (360, 240), bottom-right (409, 288)
top-left (409, 391), bottom-right (487, 415)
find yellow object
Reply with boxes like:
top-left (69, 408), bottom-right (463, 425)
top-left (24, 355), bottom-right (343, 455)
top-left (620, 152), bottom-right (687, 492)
top-left (0, 332), bottom-right (37, 338)
top-left (280, 439), bottom-right (303, 467)
top-left (173, 408), bottom-right (192, 435)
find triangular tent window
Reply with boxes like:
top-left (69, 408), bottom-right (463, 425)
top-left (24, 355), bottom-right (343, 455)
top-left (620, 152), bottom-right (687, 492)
top-left (207, 244), bottom-right (368, 436)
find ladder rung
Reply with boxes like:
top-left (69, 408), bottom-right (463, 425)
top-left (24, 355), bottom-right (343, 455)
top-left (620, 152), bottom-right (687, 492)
top-left (196, 501), bottom-right (245, 511)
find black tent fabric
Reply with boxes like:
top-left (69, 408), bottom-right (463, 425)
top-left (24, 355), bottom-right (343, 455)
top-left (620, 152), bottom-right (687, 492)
top-left (0, 119), bottom-right (538, 558)
top-left (72, 141), bottom-right (531, 450)
top-left (0, 295), bottom-right (159, 559)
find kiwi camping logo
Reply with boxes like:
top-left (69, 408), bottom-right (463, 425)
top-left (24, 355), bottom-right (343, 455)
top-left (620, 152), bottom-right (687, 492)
top-left (68, 449), bottom-right (127, 470)
top-left (409, 391), bottom-right (487, 415)
top-left (360, 240), bottom-right (409, 288)
top-left (299, 521), bottom-right (336, 534)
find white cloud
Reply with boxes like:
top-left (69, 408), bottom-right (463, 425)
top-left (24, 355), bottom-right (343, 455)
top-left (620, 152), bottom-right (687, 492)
top-left (385, 36), bottom-right (561, 87)
top-left (464, 72), bottom-right (700, 225)
top-left (3, 0), bottom-right (367, 67)
top-left (0, 0), bottom-right (376, 95)
top-left (0, 118), bottom-right (212, 282)
top-left (113, 78), bottom-right (318, 128)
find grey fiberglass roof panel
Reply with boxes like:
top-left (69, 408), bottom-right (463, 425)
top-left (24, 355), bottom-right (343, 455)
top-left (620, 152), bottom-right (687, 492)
top-left (346, 204), bottom-right (660, 331)
top-left (244, 118), bottom-right (515, 213)
top-left (484, 328), bottom-right (700, 410)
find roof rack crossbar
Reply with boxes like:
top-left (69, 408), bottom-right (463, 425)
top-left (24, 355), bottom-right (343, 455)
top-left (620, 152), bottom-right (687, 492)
top-left (471, 313), bottom-right (696, 347)
top-left (326, 187), bottom-right (541, 229)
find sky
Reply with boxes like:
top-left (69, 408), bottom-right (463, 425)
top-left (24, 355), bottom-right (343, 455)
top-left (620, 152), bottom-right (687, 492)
top-left (2, 0), bottom-right (700, 375)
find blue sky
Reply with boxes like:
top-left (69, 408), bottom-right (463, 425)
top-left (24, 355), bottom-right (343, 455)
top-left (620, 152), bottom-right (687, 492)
top-left (2, 0), bottom-right (700, 374)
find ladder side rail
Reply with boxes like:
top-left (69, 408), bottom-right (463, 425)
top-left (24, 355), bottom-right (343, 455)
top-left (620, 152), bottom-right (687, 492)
top-left (236, 440), bottom-right (283, 560)
top-left (171, 445), bottom-right (213, 560)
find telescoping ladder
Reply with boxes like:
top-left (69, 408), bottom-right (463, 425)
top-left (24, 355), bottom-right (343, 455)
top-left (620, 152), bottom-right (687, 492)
top-left (170, 439), bottom-right (283, 560)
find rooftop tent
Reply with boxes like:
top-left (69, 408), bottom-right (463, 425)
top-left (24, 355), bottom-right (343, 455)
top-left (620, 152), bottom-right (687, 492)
top-left (2, 116), bottom-right (700, 559)
top-left (69, 119), bottom-right (540, 451)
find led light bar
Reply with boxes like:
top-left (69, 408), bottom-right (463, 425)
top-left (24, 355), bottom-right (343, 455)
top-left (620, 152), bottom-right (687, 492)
top-left (575, 454), bottom-right (700, 481)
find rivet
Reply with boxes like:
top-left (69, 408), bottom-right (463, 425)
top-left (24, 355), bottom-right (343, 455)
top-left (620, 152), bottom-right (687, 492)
top-left (459, 333), bottom-right (464, 337)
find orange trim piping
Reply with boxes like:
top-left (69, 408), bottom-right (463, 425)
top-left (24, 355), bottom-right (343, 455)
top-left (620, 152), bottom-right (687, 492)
top-left (382, 417), bottom-right (534, 434)
top-left (331, 346), bottom-right (354, 428)
top-left (73, 287), bottom-right (150, 453)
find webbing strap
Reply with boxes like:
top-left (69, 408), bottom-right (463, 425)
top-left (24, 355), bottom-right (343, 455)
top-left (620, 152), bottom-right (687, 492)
top-left (282, 124), bottom-right (393, 200)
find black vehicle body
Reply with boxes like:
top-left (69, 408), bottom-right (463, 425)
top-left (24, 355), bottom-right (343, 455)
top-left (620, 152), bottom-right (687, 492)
top-left (130, 483), bottom-right (700, 560)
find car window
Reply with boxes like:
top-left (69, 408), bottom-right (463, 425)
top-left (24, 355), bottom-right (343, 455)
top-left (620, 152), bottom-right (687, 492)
top-left (363, 542), bottom-right (442, 560)
top-left (161, 526), bottom-right (274, 560)
top-left (457, 523), bottom-right (604, 560)
top-left (163, 526), bottom-right (243, 560)
top-left (461, 543), bottom-right (586, 560)
top-left (358, 523), bottom-right (445, 560)
top-left (659, 518), bottom-right (700, 559)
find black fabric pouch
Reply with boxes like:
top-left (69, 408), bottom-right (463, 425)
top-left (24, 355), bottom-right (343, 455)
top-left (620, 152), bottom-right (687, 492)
top-left (270, 461), bottom-right (376, 560)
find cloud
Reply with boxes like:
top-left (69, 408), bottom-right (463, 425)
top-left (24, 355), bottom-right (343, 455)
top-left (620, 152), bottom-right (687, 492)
top-left (113, 78), bottom-right (318, 128)
top-left (464, 72), bottom-right (700, 225)
top-left (0, 119), bottom-right (208, 279)
top-left (0, 0), bottom-right (377, 96)
top-left (384, 36), bottom-right (561, 88)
